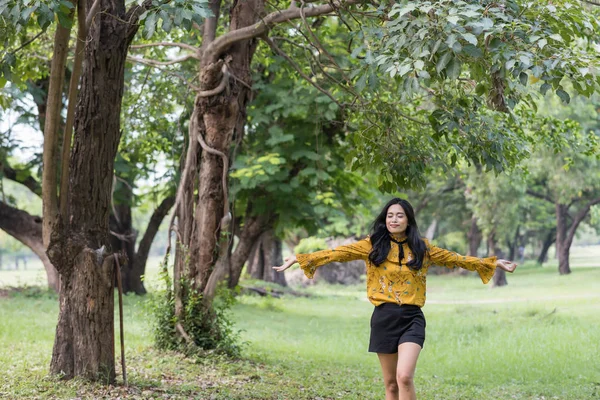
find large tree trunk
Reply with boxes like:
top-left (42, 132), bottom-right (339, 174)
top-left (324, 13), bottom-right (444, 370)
top-left (129, 194), bottom-right (175, 295)
top-left (537, 228), bottom-right (555, 265)
top-left (488, 231), bottom-right (507, 287)
top-left (109, 180), bottom-right (138, 294)
top-left (0, 201), bottom-right (59, 291)
top-left (424, 218), bottom-right (437, 240)
top-left (555, 198), bottom-right (600, 275)
top-left (555, 203), bottom-right (571, 275)
top-left (227, 211), bottom-right (274, 289)
top-left (185, 0), bottom-right (262, 293)
top-left (506, 225), bottom-right (520, 261)
top-left (247, 229), bottom-right (287, 286)
top-left (466, 216), bottom-right (482, 257)
top-left (46, 0), bottom-right (140, 381)
top-left (173, 0), bottom-right (262, 317)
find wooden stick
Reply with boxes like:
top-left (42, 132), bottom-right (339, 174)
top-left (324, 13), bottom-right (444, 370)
top-left (114, 255), bottom-right (127, 386)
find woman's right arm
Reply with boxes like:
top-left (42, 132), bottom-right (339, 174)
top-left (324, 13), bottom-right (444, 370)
top-left (273, 238), bottom-right (371, 279)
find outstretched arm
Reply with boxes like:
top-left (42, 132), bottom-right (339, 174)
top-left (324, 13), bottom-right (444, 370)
top-left (427, 242), bottom-right (517, 284)
top-left (273, 238), bottom-right (371, 279)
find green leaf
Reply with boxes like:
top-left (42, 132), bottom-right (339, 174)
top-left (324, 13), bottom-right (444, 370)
top-left (431, 39), bottom-right (442, 57)
top-left (21, 6), bottom-right (35, 21)
top-left (389, 3), bottom-right (417, 18)
top-left (519, 72), bottom-right (528, 86)
top-left (355, 73), bottom-right (367, 93)
top-left (461, 33), bottom-right (477, 46)
top-left (556, 88), bottom-right (570, 104)
top-left (537, 38), bottom-right (547, 49)
top-left (446, 58), bottom-right (462, 79)
top-left (36, 3), bottom-right (53, 29)
top-left (143, 12), bottom-right (157, 39)
top-left (397, 63), bottom-right (412, 77)
top-left (540, 83), bottom-right (551, 95)
top-left (519, 55), bottom-right (531, 67)
top-left (56, 9), bottom-right (73, 29)
top-left (462, 44), bottom-right (483, 58)
top-left (488, 37), bottom-right (502, 50)
top-left (436, 52), bottom-right (452, 74)
top-left (192, 4), bottom-right (211, 18)
top-left (162, 16), bottom-right (172, 32)
top-left (447, 15), bottom-right (460, 25)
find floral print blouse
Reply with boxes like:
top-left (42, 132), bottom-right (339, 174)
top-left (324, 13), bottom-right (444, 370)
top-left (296, 237), bottom-right (497, 307)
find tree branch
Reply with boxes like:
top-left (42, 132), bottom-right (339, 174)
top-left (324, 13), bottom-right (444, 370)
top-left (565, 196), bottom-right (600, 248)
top-left (264, 36), bottom-right (342, 107)
top-left (60, 0), bottom-right (88, 224)
top-left (126, 54), bottom-right (199, 66)
top-left (135, 194), bottom-right (175, 263)
top-left (204, 0), bottom-right (362, 64)
top-left (2, 32), bottom-right (45, 60)
top-left (201, 0), bottom-right (221, 53)
top-left (130, 42), bottom-right (200, 53)
top-left (1, 164), bottom-right (42, 197)
top-left (526, 189), bottom-right (554, 204)
top-left (299, 1), bottom-right (354, 88)
top-left (85, 0), bottom-right (101, 30)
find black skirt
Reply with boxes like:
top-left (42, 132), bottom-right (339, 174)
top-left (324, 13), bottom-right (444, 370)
top-left (369, 303), bottom-right (426, 353)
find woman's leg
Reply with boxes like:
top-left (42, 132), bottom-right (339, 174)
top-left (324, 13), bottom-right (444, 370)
top-left (377, 353), bottom-right (399, 400)
top-left (396, 342), bottom-right (422, 400)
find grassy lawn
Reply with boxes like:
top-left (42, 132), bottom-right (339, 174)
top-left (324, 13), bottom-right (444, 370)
top-left (1, 255), bottom-right (599, 399)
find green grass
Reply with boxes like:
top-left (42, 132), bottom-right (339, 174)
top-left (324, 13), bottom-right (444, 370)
top-left (1, 259), bottom-right (599, 399)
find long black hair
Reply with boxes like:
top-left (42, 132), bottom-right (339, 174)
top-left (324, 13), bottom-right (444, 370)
top-left (368, 198), bottom-right (427, 270)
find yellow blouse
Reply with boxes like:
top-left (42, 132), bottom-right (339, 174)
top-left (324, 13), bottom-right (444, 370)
top-left (297, 237), bottom-right (497, 307)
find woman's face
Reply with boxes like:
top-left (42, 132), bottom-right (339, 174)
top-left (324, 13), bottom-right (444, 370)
top-left (386, 204), bottom-right (408, 236)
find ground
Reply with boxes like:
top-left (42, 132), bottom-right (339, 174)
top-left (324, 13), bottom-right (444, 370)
top-left (0, 246), bottom-right (599, 399)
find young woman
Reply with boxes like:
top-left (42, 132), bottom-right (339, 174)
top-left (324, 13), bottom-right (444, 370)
top-left (273, 198), bottom-right (517, 400)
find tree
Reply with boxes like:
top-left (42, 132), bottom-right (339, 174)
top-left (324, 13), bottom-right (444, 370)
top-left (464, 166), bottom-right (528, 286)
top-left (2, 0), bottom-right (193, 300)
top-left (526, 123), bottom-right (600, 274)
top-left (2, 0), bottom-right (209, 382)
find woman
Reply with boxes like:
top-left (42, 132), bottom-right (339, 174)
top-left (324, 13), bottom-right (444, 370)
top-left (273, 198), bottom-right (517, 400)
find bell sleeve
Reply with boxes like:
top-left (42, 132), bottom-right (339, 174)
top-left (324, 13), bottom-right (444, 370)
top-left (426, 241), bottom-right (497, 284)
top-left (297, 238), bottom-right (371, 279)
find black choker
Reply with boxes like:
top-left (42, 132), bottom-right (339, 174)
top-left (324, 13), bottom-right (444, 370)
top-left (390, 237), bottom-right (407, 245)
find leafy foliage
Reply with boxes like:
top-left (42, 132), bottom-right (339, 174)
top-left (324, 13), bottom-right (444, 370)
top-left (372, 0), bottom-right (599, 102)
top-left (152, 259), bottom-right (242, 356)
top-left (134, 0), bottom-right (212, 39)
top-left (343, 0), bottom-right (600, 192)
top-left (231, 45), bottom-right (375, 237)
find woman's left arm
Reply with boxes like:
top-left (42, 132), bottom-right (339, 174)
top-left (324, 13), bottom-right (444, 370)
top-left (427, 243), bottom-right (517, 284)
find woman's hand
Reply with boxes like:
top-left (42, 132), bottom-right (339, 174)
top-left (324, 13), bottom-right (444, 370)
top-left (272, 256), bottom-right (298, 272)
top-left (496, 259), bottom-right (518, 273)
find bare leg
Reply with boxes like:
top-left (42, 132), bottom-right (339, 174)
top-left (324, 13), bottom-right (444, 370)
top-left (377, 352), bottom-right (399, 400)
top-left (396, 342), bottom-right (422, 400)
